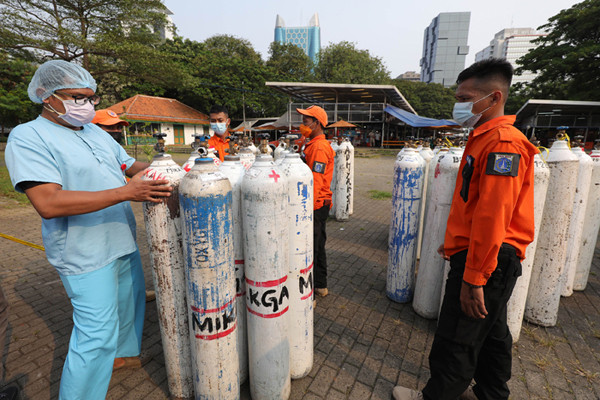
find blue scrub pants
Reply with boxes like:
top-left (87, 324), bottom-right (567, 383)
top-left (58, 249), bottom-right (145, 400)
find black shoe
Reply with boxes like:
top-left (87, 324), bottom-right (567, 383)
top-left (0, 386), bottom-right (18, 400)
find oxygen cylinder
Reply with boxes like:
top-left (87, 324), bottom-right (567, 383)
top-left (334, 138), bottom-right (353, 221)
top-left (218, 153), bottom-right (249, 384)
top-left (274, 137), bottom-right (287, 162)
top-left (347, 138), bottom-right (355, 216)
top-left (280, 153), bottom-right (314, 379)
top-left (507, 151), bottom-right (550, 341)
top-left (574, 147), bottom-right (600, 291)
top-left (329, 138), bottom-right (341, 217)
top-left (525, 137), bottom-right (579, 327)
top-left (183, 134), bottom-right (216, 172)
top-left (416, 143), bottom-right (434, 259)
top-left (239, 135), bottom-right (256, 171)
top-left (142, 134), bottom-right (194, 399)
top-left (179, 158), bottom-right (239, 399)
top-left (413, 146), bottom-right (463, 318)
top-left (242, 136), bottom-right (291, 399)
top-left (560, 144), bottom-right (592, 297)
top-left (386, 147), bottom-right (426, 303)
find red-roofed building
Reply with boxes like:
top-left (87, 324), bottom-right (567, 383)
top-left (108, 94), bottom-right (209, 145)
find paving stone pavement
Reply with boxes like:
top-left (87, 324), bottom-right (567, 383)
top-left (0, 151), bottom-right (599, 399)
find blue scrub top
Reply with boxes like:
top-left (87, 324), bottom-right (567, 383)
top-left (6, 116), bottom-right (138, 276)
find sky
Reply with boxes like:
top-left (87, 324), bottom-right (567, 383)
top-left (163, 0), bottom-right (579, 78)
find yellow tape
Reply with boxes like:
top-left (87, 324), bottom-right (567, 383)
top-left (537, 146), bottom-right (549, 163)
top-left (444, 137), bottom-right (454, 147)
top-left (0, 233), bottom-right (45, 251)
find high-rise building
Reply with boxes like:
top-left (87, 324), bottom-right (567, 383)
top-left (420, 12), bottom-right (471, 87)
top-left (396, 71), bottom-right (421, 82)
top-left (274, 14), bottom-right (321, 63)
top-left (475, 28), bottom-right (547, 85)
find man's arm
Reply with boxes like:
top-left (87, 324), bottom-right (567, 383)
top-left (126, 161), bottom-right (150, 177)
top-left (22, 169), bottom-right (172, 219)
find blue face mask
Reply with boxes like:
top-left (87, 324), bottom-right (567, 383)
top-left (210, 122), bottom-right (227, 135)
top-left (452, 92), bottom-right (494, 128)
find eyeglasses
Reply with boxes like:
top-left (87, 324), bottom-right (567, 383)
top-left (54, 91), bottom-right (101, 105)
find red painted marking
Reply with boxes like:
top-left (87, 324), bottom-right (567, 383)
top-left (245, 275), bottom-right (287, 287)
top-left (434, 164), bottom-right (441, 178)
top-left (190, 297), bottom-right (235, 314)
top-left (235, 259), bottom-right (244, 265)
top-left (269, 170), bottom-right (281, 182)
top-left (183, 164), bottom-right (191, 172)
top-left (247, 305), bottom-right (289, 319)
top-left (195, 321), bottom-right (237, 340)
top-left (236, 291), bottom-right (246, 298)
top-left (301, 289), bottom-right (314, 301)
top-left (300, 262), bottom-right (314, 275)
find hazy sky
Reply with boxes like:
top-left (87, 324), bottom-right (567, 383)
top-left (164, 0), bottom-right (578, 78)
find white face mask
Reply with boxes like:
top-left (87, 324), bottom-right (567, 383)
top-left (47, 94), bottom-right (96, 127)
top-left (210, 122), bottom-right (228, 136)
top-left (452, 92), bottom-right (494, 128)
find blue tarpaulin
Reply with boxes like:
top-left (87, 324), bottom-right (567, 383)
top-left (384, 105), bottom-right (459, 128)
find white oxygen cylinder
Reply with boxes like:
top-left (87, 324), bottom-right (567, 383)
top-left (507, 152), bottom-right (550, 341)
top-left (179, 158), bottom-right (239, 399)
top-left (242, 151), bottom-right (291, 400)
top-left (560, 146), bottom-right (592, 297)
top-left (274, 138), bottom-right (287, 162)
top-left (525, 139), bottom-right (579, 327)
top-left (239, 136), bottom-right (256, 171)
top-left (386, 147), bottom-right (426, 303)
top-left (416, 144), bottom-right (435, 259)
top-left (218, 154), bottom-right (249, 384)
top-left (329, 140), bottom-right (340, 217)
top-left (413, 146), bottom-right (463, 318)
top-left (280, 153), bottom-right (314, 379)
top-left (347, 138), bottom-right (355, 215)
top-left (334, 138), bottom-right (353, 221)
top-left (574, 148), bottom-right (600, 291)
top-left (142, 135), bottom-right (193, 399)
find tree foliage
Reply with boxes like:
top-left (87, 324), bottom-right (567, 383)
top-left (516, 0), bottom-right (600, 100)
top-left (0, 53), bottom-right (39, 130)
top-left (391, 79), bottom-right (456, 119)
top-left (266, 41), bottom-right (314, 82)
top-left (314, 41), bottom-right (390, 84)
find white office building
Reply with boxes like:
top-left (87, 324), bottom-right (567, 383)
top-left (474, 28), bottom-right (547, 85)
top-left (420, 12), bottom-right (471, 88)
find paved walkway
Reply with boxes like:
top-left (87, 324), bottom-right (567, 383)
top-left (0, 152), bottom-right (599, 399)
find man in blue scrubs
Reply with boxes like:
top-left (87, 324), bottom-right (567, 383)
top-left (5, 60), bottom-right (172, 399)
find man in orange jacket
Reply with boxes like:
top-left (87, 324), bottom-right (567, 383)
top-left (394, 59), bottom-right (538, 400)
top-left (208, 105), bottom-right (230, 161)
top-left (297, 105), bottom-right (335, 298)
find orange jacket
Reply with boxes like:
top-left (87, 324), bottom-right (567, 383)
top-left (303, 134), bottom-right (334, 210)
top-left (208, 134), bottom-right (229, 162)
top-left (444, 115), bottom-right (538, 286)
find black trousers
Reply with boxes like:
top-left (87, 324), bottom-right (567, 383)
top-left (314, 204), bottom-right (330, 289)
top-left (422, 245), bottom-right (522, 400)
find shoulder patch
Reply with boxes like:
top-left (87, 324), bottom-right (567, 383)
top-left (313, 161), bottom-right (326, 174)
top-left (486, 152), bottom-right (520, 177)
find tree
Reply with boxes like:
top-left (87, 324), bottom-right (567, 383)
top-left (314, 41), bottom-right (390, 84)
top-left (0, 53), bottom-right (39, 132)
top-left (515, 0), bottom-right (600, 100)
top-left (392, 79), bottom-right (456, 119)
top-left (266, 41), bottom-right (314, 82)
top-left (0, 0), bottom-right (188, 104)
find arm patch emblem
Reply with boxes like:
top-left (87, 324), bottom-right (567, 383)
top-left (486, 152), bottom-right (520, 177)
top-left (313, 161), bottom-right (326, 174)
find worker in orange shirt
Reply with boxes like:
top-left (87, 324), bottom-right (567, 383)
top-left (297, 105), bottom-right (334, 299)
top-left (208, 105), bottom-right (230, 161)
top-left (394, 59), bottom-right (538, 400)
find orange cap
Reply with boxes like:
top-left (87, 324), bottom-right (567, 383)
top-left (296, 105), bottom-right (328, 127)
top-left (92, 109), bottom-right (129, 126)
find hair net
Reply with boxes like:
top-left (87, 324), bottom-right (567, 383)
top-left (28, 60), bottom-right (97, 104)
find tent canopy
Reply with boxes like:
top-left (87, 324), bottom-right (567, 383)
top-left (384, 105), bottom-right (459, 128)
top-left (327, 120), bottom-right (356, 128)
